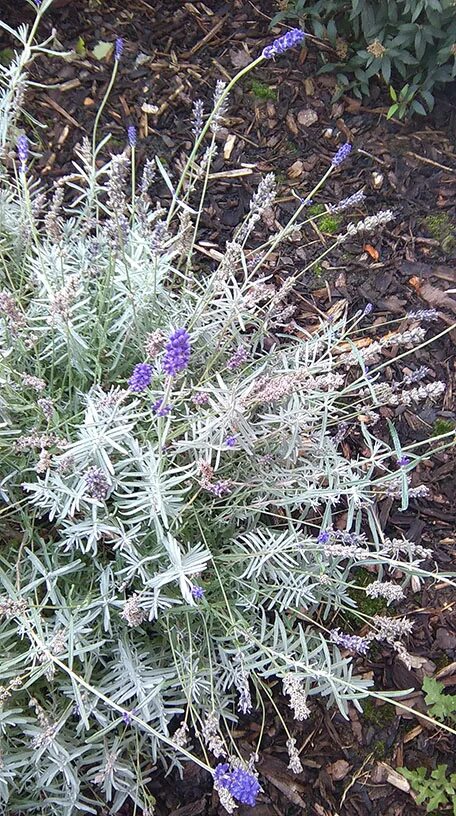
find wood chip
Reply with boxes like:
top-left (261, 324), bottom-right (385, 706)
top-left (56, 124), bottom-right (70, 147)
top-left (297, 107), bottom-right (318, 127)
top-left (57, 78), bottom-right (81, 92)
top-left (41, 95), bottom-right (82, 128)
top-left (403, 724), bottom-right (423, 743)
top-left (207, 168), bottom-right (253, 179)
top-left (408, 275), bottom-right (421, 291)
top-left (287, 160), bottom-right (304, 179)
top-left (326, 759), bottom-right (351, 781)
top-left (363, 243), bottom-right (380, 261)
top-left (378, 762), bottom-right (411, 793)
top-left (286, 112), bottom-right (298, 136)
top-left (189, 16), bottom-right (226, 55)
top-left (142, 102), bottom-right (159, 114)
top-left (223, 133), bottom-right (236, 160)
top-left (419, 281), bottom-right (456, 314)
top-left (304, 77), bottom-right (315, 96)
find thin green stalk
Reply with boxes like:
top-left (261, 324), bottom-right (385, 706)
top-left (92, 59), bottom-right (119, 161)
top-left (186, 134), bottom-right (217, 272)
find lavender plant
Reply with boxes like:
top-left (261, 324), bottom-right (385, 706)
top-left (0, 6), bottom-right (455, 815)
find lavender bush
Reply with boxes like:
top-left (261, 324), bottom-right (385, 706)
top-left (0, 4), bottom-right (455, 814)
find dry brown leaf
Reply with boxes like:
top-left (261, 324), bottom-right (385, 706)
top-left (419, 281), bottom-right (456, 314)
top-left (326, 759), bottom-right (351, 781)
top-left (408, 275), bottom-right (421, 291)
top-left (229, 47), bottom-right (251, 69)
top-left (363, 243), bottom-right (380, 261)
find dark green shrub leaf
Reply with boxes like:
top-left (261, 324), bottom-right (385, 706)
top-left (275, 0), bottom-right (456, 118)
top-left (381, 56), bottom-right (391, 83)
top-left (411, 100), bottom-right (427, 115)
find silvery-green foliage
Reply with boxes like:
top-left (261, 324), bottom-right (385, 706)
top-left (0, 15), bottom-right (450, 816)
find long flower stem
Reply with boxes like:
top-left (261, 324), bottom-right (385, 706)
top-left (92, 60), bottom-right (119, 160)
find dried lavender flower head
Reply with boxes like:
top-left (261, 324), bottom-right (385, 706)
top-left (227, 345), bottom-right (248, 370)
top-left (406, 308), bottom-right (439, 321)
top-left (84, 467), bottom-right (111, 501)
top-left (328, 189), bottom-right (365, 213)
top-left (191, 99), bottom-right (204, 138)
top-left (211, 80), bottom-right (229, 133)
top-left (342, 209), bottom-right (394, 240)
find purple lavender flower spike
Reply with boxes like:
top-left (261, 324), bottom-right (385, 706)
top-left (162, 328), bottom-right (191, 376)
top-left (152, 398), bottom-right (172, 416)
top-left (128, 362), bottom-right (153, 392)
top-left (17, 135), bottom-right (28, 173)
top-left (214, 764), bottom-right (260, 807)
top-left (262, 28), bottom-right (306, 60)
top-left (225, 435), bottom-right (237, 448)
top-left (363, 303), bottom-right (373, 316)
top-left (396, 455), bottom-right (410, 467)
top-left (330, 628), bottom-right (370, 655)
top-left (228, 768), bottom-right (260, 806)
top-left (191, 585), bottom-right (204, 600)
top-left (115, 38), bottom-right (124, 61)
top-left (317, 530), bottom-right (330, 544)
top-left (331, 142), bottom-right (352, 167)
top-left (127, 126), bottom-right (137, 147)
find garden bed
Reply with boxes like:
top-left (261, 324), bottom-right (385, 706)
top-left (1, 1), bottom-right (455, 815)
